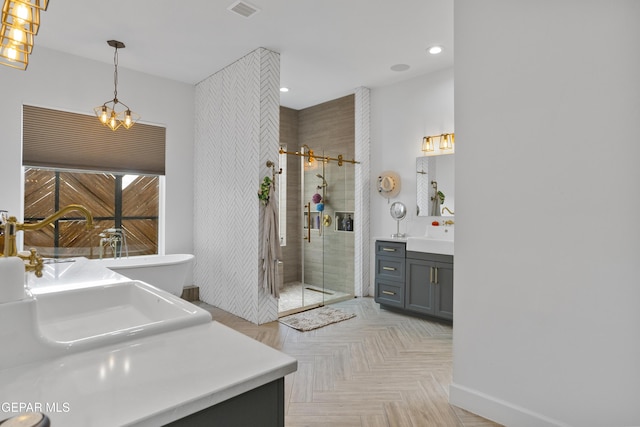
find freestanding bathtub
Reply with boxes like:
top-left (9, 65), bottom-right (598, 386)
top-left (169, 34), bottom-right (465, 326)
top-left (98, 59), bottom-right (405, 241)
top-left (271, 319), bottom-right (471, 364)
top-left (91, 254), bottom-right (194, 296)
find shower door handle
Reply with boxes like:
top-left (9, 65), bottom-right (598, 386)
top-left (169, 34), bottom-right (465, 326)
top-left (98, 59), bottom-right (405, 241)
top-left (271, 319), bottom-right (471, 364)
top-left (304, 203), bottom-right (311, 243)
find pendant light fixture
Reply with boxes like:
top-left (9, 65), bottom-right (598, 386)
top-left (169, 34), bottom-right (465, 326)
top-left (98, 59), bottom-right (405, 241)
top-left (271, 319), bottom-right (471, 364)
top-left (0, 0), bottom-right (49, 70)
top-left (94, 40), bottom-right (140, 131)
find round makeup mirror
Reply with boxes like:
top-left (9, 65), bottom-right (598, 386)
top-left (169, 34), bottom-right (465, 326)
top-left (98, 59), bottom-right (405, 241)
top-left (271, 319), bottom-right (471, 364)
top-left (390, 201), bottom-right (407, 238)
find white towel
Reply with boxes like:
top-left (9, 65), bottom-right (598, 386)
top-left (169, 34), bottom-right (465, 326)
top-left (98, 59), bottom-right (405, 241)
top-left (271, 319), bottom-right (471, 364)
top-left (262, 185), bottom-right (283, 298)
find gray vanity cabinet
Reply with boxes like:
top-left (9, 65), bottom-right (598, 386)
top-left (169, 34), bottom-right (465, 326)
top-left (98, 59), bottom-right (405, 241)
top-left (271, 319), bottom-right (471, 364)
top-left (405, 252), bottom-right (453, 320)
top-left (374, 240), bottom-right (406, 309)
top-left (374, 240), bottom-right (453, 322)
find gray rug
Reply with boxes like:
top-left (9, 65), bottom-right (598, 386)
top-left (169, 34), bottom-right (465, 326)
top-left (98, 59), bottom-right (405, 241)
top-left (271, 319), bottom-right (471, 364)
top-left (279, 306), bottom-right (356, 331)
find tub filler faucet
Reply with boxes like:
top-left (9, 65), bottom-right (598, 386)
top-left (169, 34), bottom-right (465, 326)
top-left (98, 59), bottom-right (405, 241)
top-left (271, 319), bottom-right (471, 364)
top-left (99, 228), bottom-right (128, 259)
top-left (0, 204), bottom-right (94, 277)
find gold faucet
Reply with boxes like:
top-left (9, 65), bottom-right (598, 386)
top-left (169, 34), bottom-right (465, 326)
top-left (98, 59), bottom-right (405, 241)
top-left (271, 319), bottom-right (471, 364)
top-left (442, 207), bottom-right (455, 215)
top-left (1, 204), bottom-right (94, 277)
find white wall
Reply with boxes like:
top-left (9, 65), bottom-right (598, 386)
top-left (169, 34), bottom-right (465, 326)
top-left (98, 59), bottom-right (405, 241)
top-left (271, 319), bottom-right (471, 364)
top-left (369, 67), bottom-right (454, 292)
top-left (0, 47), bottom-right (195, 261)
top-left (451, 1), bottom-right (640, 426)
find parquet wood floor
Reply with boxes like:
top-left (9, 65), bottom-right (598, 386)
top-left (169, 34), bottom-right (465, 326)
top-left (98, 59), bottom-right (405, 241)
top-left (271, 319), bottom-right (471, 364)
top-left (196, 297), bottom-right (501, 427)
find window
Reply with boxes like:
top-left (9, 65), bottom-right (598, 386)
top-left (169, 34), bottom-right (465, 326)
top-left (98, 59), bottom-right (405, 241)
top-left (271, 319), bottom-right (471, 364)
top-left (21, 105), bottom-right (166, 258)
top-left (23, 168), bottom-right (159, 258)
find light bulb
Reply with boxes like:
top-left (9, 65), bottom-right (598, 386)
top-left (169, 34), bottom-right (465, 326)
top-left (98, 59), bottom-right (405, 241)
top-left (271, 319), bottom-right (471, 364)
top-left (15, 2), bottom-right (32, 24)
top-left (109, 112), bottom-right (117, 130)
top-left (10, 27), bottom-right (26, 44)
top-left (5, 44), bottom-right (18, 61)
top-left (124, 110), bottom-right (132, 127)
top-left (428, 46), bottom-right (442, 55)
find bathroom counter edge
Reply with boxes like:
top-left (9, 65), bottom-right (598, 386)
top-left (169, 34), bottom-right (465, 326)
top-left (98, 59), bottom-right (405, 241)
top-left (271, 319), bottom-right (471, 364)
top-left (0, 321), bottom-right (297, 426)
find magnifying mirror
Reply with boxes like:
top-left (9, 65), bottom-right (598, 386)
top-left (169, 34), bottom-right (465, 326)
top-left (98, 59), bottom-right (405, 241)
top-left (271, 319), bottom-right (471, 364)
top-left (390, 201), bottom-right (407, 238)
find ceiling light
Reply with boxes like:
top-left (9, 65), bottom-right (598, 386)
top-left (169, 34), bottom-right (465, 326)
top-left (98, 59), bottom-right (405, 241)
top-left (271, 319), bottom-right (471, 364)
top-left (93, 40), bottom-right (140, 131)
top-left (428, 46), bottom-right (443, 55)
top-left (280, 87), bottom-right (289, 93)
top-left (390, 64), bottom-right (410, 72)
top-left (0, 0), bottom-right (49, 70)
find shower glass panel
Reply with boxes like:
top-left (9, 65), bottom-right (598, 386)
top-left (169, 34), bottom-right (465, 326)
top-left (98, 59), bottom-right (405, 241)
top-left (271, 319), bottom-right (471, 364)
top-left (278, 148), bottom-right (355, 316)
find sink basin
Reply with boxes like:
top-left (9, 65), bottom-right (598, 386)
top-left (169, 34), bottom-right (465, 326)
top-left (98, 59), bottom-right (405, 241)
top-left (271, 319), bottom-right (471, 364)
top-left (1, 265), bottom-right (212, 369)
top-left (406, 237), bottom-right (454, 255)
top-left (35, 280), bottom-right (212, 347)
top-left (407, 226), bottom-right (454, 255)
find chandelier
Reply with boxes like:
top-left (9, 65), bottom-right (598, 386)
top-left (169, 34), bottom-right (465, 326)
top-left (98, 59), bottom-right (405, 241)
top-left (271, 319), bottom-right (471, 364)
top-left (0, 0), bottom-right (49, 70)
top-left (94, 40), bottom-right (140, 131)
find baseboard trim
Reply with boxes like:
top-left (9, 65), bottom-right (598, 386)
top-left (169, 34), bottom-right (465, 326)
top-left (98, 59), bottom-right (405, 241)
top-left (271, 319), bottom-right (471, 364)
top-left (449, 383), bottom-right (570, 427)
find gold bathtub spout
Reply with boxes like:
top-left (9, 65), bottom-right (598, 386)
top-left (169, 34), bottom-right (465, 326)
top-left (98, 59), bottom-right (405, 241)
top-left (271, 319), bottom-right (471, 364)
top-left (2, 204), bottom-right (94, 266)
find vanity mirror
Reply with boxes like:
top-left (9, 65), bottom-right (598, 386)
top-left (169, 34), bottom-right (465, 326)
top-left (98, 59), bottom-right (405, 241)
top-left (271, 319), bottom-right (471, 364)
top-left (390, 201), bottom-right (407, 238)
top-left (416, 154), bottom-right (454, 217)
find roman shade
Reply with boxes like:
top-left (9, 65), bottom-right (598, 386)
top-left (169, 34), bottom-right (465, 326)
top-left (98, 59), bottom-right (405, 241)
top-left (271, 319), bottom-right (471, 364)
top-left (22, 105), bottom-right (166, 175)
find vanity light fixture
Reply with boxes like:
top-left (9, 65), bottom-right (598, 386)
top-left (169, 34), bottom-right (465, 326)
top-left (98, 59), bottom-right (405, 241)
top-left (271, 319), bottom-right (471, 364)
top-left (422, 136), bottom-right (435, 153)
top-left (0, 0), bottom-right (49, 70)
top-left (421, 133), bottom-right (454, 155)
top-left (94, 40), bottom-right (140, 131)
top-left (439, 133), bottom-right (454, 150)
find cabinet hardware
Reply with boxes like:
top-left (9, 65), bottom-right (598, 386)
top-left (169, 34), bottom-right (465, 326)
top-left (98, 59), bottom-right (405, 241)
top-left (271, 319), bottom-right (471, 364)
top-left (382, 290), bottom-right (396, 296)
top-left (434, 266), bottom-right (438, 284)
top-left (430, 267), bottom-right (434, 283)
top-left (382, 266), bottom-right (396, 271)
top-left (382, 247), bottom-right (396, 252)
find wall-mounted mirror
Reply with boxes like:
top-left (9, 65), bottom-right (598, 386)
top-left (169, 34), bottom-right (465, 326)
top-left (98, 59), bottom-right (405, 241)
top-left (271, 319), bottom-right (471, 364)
top-left (416, 154), bottom-right (454, 217)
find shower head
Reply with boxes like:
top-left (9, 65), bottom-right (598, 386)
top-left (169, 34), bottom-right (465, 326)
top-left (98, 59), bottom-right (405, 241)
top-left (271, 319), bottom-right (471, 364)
top-left (316, 174), bottom-right (327, 186)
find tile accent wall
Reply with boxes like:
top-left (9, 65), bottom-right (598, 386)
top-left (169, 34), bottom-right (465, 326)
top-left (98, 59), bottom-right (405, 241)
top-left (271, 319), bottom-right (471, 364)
top-left (194, 48), bottom-right (280, 324)
top-left (279, 92), bottom-right (371, 299)
top-left (354, 87), bottom-right (371, 296)
top-left (279, 107), bottom-right (301, 285)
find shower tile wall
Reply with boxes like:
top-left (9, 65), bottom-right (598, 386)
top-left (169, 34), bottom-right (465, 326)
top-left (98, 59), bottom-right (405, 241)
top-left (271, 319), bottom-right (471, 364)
top-left (354, 87), bottom-right (370, 297)
top-left (279, 107), bottom-right (301, 285)
top-left (194, 48), bottom-right (280, 324)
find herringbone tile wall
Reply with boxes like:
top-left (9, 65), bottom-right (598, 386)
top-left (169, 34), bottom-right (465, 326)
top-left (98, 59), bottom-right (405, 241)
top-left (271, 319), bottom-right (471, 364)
top-left (194, 48), bottom-right (280, 324)
top-left (355, 87), bottom-right (371, 297)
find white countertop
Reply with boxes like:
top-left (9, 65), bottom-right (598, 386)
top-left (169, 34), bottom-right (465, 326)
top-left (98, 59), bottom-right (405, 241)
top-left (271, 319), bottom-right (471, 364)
top-left (374, 236), bottom-right (408, 242)
top-left (0, 320), bottom-right (297, 426)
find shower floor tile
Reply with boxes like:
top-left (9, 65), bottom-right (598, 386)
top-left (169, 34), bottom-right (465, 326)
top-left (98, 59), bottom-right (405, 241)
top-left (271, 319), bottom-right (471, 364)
top-left (278, 281), bottom-right (351, 315)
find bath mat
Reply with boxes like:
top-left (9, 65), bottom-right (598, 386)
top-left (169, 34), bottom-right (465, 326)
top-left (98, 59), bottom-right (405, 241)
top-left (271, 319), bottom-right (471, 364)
top-left (279, 306), bottom-right (356, 332)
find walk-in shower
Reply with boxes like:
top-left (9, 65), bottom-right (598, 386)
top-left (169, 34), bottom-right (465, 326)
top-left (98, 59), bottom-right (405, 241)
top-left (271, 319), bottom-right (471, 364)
top-left (277, 145), bottom-right (359, 315)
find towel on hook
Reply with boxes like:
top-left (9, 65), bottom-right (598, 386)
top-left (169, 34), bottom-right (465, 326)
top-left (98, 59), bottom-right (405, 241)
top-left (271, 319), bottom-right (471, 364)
top-left (262, 184), bottom-right (282, 298)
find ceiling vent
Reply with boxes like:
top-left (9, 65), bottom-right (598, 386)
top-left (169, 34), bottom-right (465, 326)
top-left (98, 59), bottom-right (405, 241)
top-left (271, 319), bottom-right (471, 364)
top-left (227, 1), bottom-right (260, 18)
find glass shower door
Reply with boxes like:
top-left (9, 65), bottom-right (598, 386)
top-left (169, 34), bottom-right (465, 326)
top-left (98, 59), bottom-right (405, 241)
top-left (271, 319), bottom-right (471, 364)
top-left (278, 147), bottom-right (355, 315)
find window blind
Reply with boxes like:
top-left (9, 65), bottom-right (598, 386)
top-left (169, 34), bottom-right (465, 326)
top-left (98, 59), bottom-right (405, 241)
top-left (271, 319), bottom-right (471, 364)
top-left (22, 105), bottom-right (166, 175)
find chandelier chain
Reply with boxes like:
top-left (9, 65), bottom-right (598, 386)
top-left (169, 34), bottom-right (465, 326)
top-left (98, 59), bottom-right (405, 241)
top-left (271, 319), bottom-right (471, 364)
top-left (113, 47), bottom-right (119, 102)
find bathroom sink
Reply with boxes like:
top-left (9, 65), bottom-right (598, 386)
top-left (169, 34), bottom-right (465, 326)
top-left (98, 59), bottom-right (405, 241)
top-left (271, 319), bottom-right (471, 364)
top-left (406, 225), bottom-right (454, 255)
top-left (34, 280), bottom-right (212, 349)
top-left (406, 237), bottom-right (454, 255)
top-left (1, 278), bottom-right (211, 369)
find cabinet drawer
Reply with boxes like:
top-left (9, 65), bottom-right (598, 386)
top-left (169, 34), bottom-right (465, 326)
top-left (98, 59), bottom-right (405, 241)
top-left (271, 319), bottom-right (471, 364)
top-left (375, 280), bottom-right (404, 308)
top-left (376, 256), bottom-right (405, 281)
top-left (375, 240), bottom-right (405, 258)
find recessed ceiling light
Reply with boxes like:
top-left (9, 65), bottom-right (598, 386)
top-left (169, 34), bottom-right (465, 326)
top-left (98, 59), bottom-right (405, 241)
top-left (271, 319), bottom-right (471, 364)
top-left (390, 64), bottom-right (410, 72)
top-left (280, 87), bottom-right (289, 93)
top-left (428, 46), bottom-right (443, 55)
